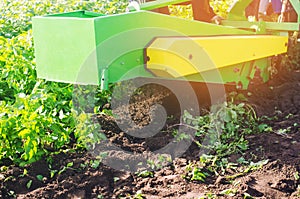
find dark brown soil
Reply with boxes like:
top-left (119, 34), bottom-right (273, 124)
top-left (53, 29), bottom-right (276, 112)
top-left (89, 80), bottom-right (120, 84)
top-left (0, 69), bottom-right (299, 199)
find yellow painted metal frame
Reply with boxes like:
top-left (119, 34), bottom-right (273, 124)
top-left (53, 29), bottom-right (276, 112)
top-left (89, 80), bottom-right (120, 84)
top-left (146, 35), bottom-right (288, 78)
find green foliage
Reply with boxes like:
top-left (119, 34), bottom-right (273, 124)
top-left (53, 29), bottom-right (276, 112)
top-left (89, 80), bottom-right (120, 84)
top-left (133, 191), bottom-right (145, 199)
top-left (184, 102), bottom-right (260, 156)
top-left (0, 82), bottom-right (15, 102)
top-left (0, 0), bottom-right (128, 38)
top-left (73, 112), bottom-right (107, 149)
top-left (209, 0), bottom-right (235, 18)
top-left (182, 102), bottom-right (267, 181)
top-left (198, 192), bottom-right (217, 199)
top-left (0, 81), bottom-right (75, 165)
top-left (136, 170), bottom-right (154, 178)
top-left (188, 166), bottom-right (208, 182)
top-left (26, 180), bottom-right (33, 189)
top-left (0, 0), bottom-right (126, 166)
top-left (219, 188), bottom-right (237, 197)
top-left (169, 0), bottom-right (235, 20)
top-left (0, 31), bottom-right (36, 96)
top-left (169, 4), bottom-right (193, 20)
top-left (294, 171), bottom-right (299, 181)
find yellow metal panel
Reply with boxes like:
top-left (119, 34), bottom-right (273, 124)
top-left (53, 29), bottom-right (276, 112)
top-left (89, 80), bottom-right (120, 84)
top-left (146, 35), bottom-right (288, 78)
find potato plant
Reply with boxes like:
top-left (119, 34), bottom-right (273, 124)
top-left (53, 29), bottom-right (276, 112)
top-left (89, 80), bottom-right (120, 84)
top-left (182, 101), bottom-right (269, 181)
top-left (0, 0), bottom-right (127, 166)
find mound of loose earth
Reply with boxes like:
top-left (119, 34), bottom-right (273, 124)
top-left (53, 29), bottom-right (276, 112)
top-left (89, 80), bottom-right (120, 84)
top-left (0, 70), bottom-right (299, 198)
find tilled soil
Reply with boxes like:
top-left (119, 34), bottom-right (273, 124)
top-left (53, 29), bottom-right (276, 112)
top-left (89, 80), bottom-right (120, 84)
top-left (0, 70), bottom-right (299, 199)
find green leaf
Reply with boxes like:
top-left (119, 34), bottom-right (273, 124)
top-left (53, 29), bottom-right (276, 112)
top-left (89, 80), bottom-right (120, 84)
top-left (23, 168), bottom-right (28, 176)
top-left (250, 159), bottom-right (269, 169)
top-left (243, 192), bottom-right (254, 199)
top-left (237, 142), bottom-right (248, 151)
top-left (258, 123), bottom-right (269, 132)
top-left (220, 188), bottom-right (236, 196)
top-left (294, 172), bottom-right (299, 180)
top-left (224, 110), bottom-right (231, 123)
top-left (191, 167), bottom-right (206, 182)
top-left (137, 170), bottom-right (154, 178)
top-left (50, 170), bottom-right (57, 178)
top-left (18, 129), bottom-right (30, 138)
top-left (26, 180), bottom-right (32, 189)
top-left (90, 160), bottom-right (100, 169)
top-left (36, 174), bottom-right (43, 181)
top-left (66, 162), bottom-right (73, 167)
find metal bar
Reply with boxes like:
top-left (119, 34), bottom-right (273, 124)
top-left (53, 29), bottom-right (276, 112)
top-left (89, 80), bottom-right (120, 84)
top-left (288, 0), bottom-right (300, 22)
top-left (227, 0), bottom-right (253, 20)
top-left (222, 20), bottom-right (300, 31)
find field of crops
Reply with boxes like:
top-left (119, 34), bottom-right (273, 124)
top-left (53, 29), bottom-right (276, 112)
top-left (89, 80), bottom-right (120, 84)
top-left (0, 0), bottom-right (300, 198)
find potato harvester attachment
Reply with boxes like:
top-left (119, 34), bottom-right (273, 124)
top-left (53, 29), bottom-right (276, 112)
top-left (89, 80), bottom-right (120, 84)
top-left (32, 0), bottom-right (299, 90)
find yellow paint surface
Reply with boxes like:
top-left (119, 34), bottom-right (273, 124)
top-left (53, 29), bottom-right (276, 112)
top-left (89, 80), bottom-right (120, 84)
top-left (146, 35), bottom-right (288, 78)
